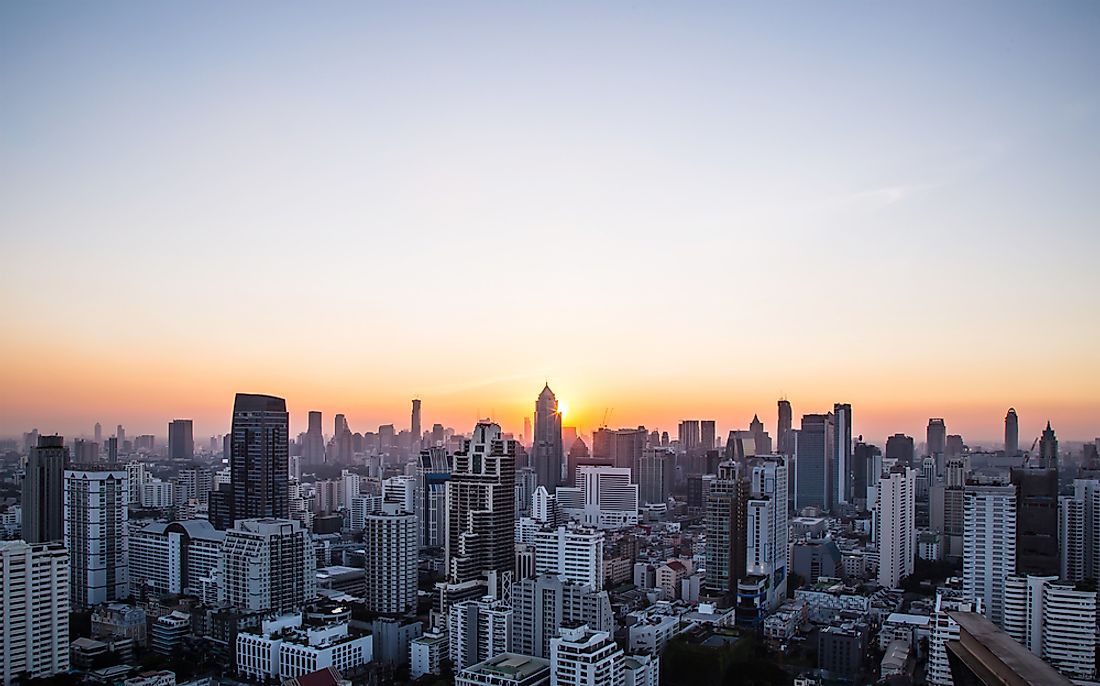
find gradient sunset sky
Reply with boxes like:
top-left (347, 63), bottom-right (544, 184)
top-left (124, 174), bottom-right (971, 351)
top-left (2, 2), bottom-right (1098, 445)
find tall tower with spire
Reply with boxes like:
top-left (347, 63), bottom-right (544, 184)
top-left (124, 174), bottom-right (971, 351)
top-left (533, 384), bottom-right (563, 490)
top-left (1039, 421), bottom-right (1058, 469)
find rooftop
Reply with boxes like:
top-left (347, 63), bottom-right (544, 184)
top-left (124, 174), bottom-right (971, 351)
top-left (462, 653), bottom-right (550, 680)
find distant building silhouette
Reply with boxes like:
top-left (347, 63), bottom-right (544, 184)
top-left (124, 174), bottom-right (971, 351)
top-left (1039, 421), bottom-right (1058, 469)
top-left (411, 399), bottom-right (422, 448)
top-left (303, 411), bottom-right (325, 465)
top-left (777, 399), bottom-right (793, 455)
top-left (885, 433), bottom-right (915, 467)
top-left (168, 419), bottom-right (194, 460)
top-left (1005, 408), bottom-right (1019, 455)
top-left (927, 418), bottom-right (947, 474)
top-left (533, 385), bottom-right (563, 490)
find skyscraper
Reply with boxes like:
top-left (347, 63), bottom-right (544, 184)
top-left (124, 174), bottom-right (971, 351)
top-left (677, 420), bottom-right (701, 452)
top-left (94, 423), bottom-right (102, 446)
top-left (876, 466), bottom-right (915, 589)
top-left (1004, 408), bottom-right (1019, 455)
top-left (885, 433), bottom-right (915, 467)
top-left (303, 410), bottom-right (325, 465)
top-left (927, 418), bottom-right (946, 474)
top-left (704, 461), bottom-right (746, 595)
top-left (700, 420), bottom-right (716, 451)
top-left (411, 398), bottom-right (422, 447)
top-left (533, 385), bottom-right (563, 490)
top-left (1060, 479), bottom-right (1100, 582)
top-left (446, 422), bottom-right (517, 598)
top-left (228, 393), bottom-right (289, 527)
top-left (0, 540), bottom-right (70, 685)
top-left (22, 435), bottom-right (68, 544)
top-left (777, 399), bottom-right (793, 455)
top-left (418, 446), bottom-right (452, 549)
top-left (963, 483), bottom-right (1016, 626)
top-left (1039, 421), bottom-right (1058, 468)
top-left (744, 457), bottom-right (789, 616)
top-left (116, 424), bottom-right (125, 444)
top-left (1011, 465), bottom-right (1059, 577)
top-left (64, 466), bottom-right (129, 609)
top-left (833, 403), bottom-right (852, 506)
top-left (795, 413), bottom-right (834, 512)
top-left (167, 419), bottom-right (194, 460)
top-left (364, 511), bottom-right (417, 615)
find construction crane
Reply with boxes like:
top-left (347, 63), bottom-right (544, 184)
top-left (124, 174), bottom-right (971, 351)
top-left (601, 407), bottom-right (614, 429)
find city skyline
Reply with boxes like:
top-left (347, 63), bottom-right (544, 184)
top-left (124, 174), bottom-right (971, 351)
top-left (2, 2), bottom-right (1099, 444)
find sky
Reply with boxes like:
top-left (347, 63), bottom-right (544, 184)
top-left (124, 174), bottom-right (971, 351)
top-left (2, 2), bottom-right (1099, 446)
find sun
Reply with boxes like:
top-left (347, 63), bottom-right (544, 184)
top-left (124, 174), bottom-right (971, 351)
top-left (558, 400), bottom-right (570, 420)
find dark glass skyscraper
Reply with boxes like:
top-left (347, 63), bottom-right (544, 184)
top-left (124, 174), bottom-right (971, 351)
top-left (168, 419), bottom-right (194, 460)
top-left (833, 403), bottom-right (852, 506)
top-left (22, 435), bottom-right (68, 543)
top-left (795, 413), bottom-right (834, 512)
top-left (533, 384), bottom-right (563, 490)
top-left (1039, 420), bottom-right (1058, 469)
top-left (228, 393), bottom-right (289, 526)
top-left (777, 399), bottom-right (793, 455)
top-left (885, 433), bottom-right (915, 466)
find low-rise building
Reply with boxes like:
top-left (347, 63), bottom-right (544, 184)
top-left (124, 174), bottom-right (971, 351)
top-left (455, 653), bottom-right (551, 686)
top-left (410, 630), bottom-right (448, 679)
top-left (236, 609), bottom-right (372, 681)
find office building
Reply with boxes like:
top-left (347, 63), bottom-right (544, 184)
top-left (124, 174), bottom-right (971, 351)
top-left (446, 422), bottom-right (517, 598)
top-left (852, 441), bottom-right (882, 509)
top-left (637, 448), bottom-right (674, 505)
top-left (1039, 421), bottom-right (1058, 468)
top-left (167, 419), bottom-right (194, 460)
top-left (833, 403), bottom-right (852, 506)
top-left (700, 420), bottom-right (716, 451)
top-left (963, 484), bottom-right (1016, 626)
top-left (1004, 408), bottom-right (1019, 455)
top-left (927, 419), bottom-right (946, 473)
top-left (876, 466), bottom-right (915, 589)
top-left (556, 466), bottom-right (638, 530)
top-left (22, 435), bottom-right (68, 543)
top-left (885, 433), bottom-right (915, 467)
top-left (129, 520), bottom-right (225, 597)
top-left (533, 525), bottom-right (604, 590)
top-left (777, 400), bottom-right (793, 455)
top-left (449, 597), bottom-right (512, 671)
top-left (550, 624), bottom-right (624, 686)
top-left (1012, 466), bottom-right (1059, 577)
top-left (418, 447), bottom-right (452, 548)
top-left (64, 467), bottom-right (129, 609)
top-left (227, 393), bottom-right (289, 527)
top-left (0, 540), bottom-right (69, 685)
top-left (795, 413), bottom-right (834, 511)
top-left (303, 411), bottom-right (325, 465)
top-left (704, 461), bottom-right (746, 595)
top-left (222, 518), bottom-right (316, 613)
top-left (412, 399), bottom-right (422, 447)
top-left (677, 420), bottom-right (701, 453)
top-left (533, 385), bottom-right (564, 490)
top-left (512, 574), bottom-right (613, 659)
top-left (364, 511), bottom-right (417, 615)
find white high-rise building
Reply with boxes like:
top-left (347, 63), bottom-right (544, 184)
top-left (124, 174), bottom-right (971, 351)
top-left (383, 475), bottom-right (418, 514)
top-left (1041, 579), bottom-right (1097, 680)
top-left (1002, 574), bottom-right (1097, 680)
top-left (532, 486), bottom-right (556, 525)
top-left (512, 574), bottom-right (614, 660)
top-left (745, 457), bottom-right (789, 613)
top-left (341, 470), bottom-right (362, 509)
top-left (129, 520), bottom-right (226, 598)
top-left (1060, 479), bottom-right (1100, 582)
top-left (927, 590), bottom-right (982, 686)
top-left (449, 597), bottom-right (512, 671)
top-left (556, 467), bottom-right (638, 529)
top-left (64, 467), bottom-right (129, 609)
top-left (0, 541), bottom-right (69, 685)
top-left (963, 484), bottom-right (1016, 626)
top-left (534, 525), bottom-right (604, 591)
top-left (550, 624), bottom-right (625, 686)
top-left (364, 511), bottom-right (417, 615)
top-left (222, 518), bottom-right (316, 613)
top-left (876, 466), bottom-right (916, 589)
